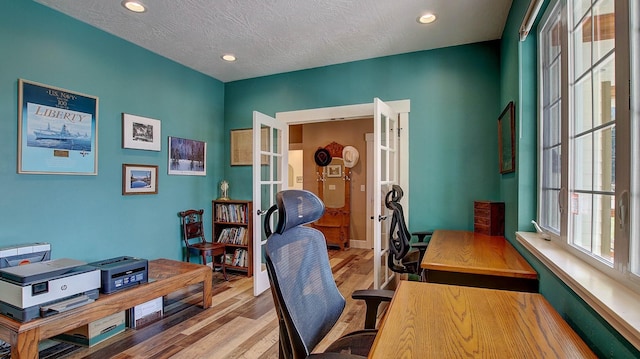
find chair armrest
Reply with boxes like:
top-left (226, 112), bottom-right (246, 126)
top-left (351, 289), bottom-right (394, 329)
top-left (411, 242), bottom-right (429, 251)
top-left (412, 230), bottom-right (433, 242)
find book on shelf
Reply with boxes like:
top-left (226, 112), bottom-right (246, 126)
top-left (228, 248), bottom-right (248, 267)
top-left (215, 203), bottom-right (248, 223)
top-left (216, 227), bottom-right (247, 245)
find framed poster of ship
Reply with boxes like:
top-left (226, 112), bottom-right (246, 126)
top-left (17, 79), bottom-right (98, 175)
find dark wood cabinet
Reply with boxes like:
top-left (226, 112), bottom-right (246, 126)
top-left (474, 201), bottom-right (505, 236)
top-left (212, 200), bottom-right (253, 277)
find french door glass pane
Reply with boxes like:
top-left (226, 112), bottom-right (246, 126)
top-left (573, 0), bottom-right (592, 25)
top-left (592, 193), bottom-right (614, 262)
top-left (543, 103), bottom-right (561, 146)
top-left (549, 60), bottom-right (561, 100)
top-left (593, 126), bottom-right (615, 192)
top-left (593, 54), bottom-right (615, 128)
top-left (573, 16), bottom-right (592, 79)
top-left (572, 192), bottom-right (614, 263)
top-left (543, 147), bottom-right (561, 189)
top-left (573, 75), bottom-right (593, 134)
top-left (571, 192), bottom-right (593, 252)
top-left (592, 0), bottom-right (615, 64)
top-left (548, 20), bottom-right (561, 62)
top-left (542, 188), bottom-right (561, 232)
top-left (573, 134), bottom-right (593, 191)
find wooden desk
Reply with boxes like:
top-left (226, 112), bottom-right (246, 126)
top-left (421, 230), bottom-right (538, 292)
top-left (369, 281), bottom-right (597, 358)
top-left (0, 258), bottom-right (211, 359)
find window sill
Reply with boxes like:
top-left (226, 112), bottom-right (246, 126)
top-left (516, 231), bottom-right (640, 351)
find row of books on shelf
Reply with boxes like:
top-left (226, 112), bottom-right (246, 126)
top-left (223, 249), bottom-right (248, 267)
top-left (215, 203), bottom-right (248, 223)
top-left (216, 227), bottom-right (248, 245)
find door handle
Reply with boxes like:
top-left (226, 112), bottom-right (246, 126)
top-left (378, 215), bottom-right (388, 222)
top-left (257, 209), bottom-right (268, 216)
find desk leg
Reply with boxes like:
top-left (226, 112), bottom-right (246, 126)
top-left (11, 327), bottom-right (40, 359)
top-left (202, 269), bottom-right (212, 308)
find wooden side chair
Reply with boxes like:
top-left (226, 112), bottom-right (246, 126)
top-left (179, 209), bottom-right (227, 280)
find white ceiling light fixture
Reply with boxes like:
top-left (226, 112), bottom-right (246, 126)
top-left (417, 13), bottom-right (437, 24)
top-left (122, 1), bottom-right (146, 13)
top-left (221, 54), bottom-right (237, 62)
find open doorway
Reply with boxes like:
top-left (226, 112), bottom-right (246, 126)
top-left (277, 100), bottom-right (410, 250)
top-left (288, 119), bottom-right (372, 248)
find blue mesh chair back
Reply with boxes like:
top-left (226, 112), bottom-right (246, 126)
top-left (265, 190), bottom-right (346, 358)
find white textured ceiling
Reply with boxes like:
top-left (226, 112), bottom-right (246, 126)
top-left (35, 0), bottom-right (513, 83)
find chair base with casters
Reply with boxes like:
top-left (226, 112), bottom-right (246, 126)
top-left (179, 209), bottom-right (228, 281)
top-left (263, 190), bottom-right (394, 359)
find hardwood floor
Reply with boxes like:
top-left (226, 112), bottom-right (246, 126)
top-left (47, 248), bottom-right (376, 359)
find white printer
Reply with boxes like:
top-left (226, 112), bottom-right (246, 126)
top-left (0, 258), bottom-right (101, 322)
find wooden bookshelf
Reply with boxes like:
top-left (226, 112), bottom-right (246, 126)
top-left (212, 199), bottom-right (253, 277)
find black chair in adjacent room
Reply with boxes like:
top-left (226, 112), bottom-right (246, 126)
top-left (385, 185), bottom-right (431, 279)
top-left (178, 209), bottom-right (228, 281)
top-left (263, 190), bottom-right (394, 359)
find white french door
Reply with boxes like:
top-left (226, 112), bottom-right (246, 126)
top-left (373, 98), bottom-right (399, 290)
top-left (252, 111), bottom-right (288, 296)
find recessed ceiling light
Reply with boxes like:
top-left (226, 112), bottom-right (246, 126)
top-left (221, 54), bottom-right (237, 62)
top-left (122, 1), bottom-right (146, 13)
top-left (417, 13), bottom-right (436, 24)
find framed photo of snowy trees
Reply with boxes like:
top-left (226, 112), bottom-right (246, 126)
top-left (168, 136), bottom-right (206, 176)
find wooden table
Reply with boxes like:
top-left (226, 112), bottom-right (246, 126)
top-left (0, 258), bottom-right (211, 359)
top-left (421, 230), bottom-right (538, 292)
top-left (369, 281), bottom-right (597, 358)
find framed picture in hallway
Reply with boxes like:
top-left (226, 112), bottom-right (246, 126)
top-left (17, 79), bottom-right (98, 175)
top-left (327, 164), bottom-right (342, 178)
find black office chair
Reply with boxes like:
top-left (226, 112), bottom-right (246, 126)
top-left (264, 190), bottom-right (394, 359)
top-left (385, 185), bottom-right (431, 279)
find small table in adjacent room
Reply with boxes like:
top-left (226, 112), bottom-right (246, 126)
top-left (369, 281), bottom-right (597, 358)
top-left (421, 229), bottom-right (538, 292)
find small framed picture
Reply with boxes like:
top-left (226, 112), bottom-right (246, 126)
top-left (327, 164), bottom-right (342, 178)
top-left (122, 164), bottom-right (158, 195)
top-left (122, 113), bottom-right (161, 151)
top-left (168, 136), bottom-right (206, 176)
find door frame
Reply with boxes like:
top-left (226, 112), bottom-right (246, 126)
top-left (275, 100), bottom-right (410, 246)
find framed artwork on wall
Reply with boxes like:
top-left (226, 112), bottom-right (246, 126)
top-left (498, 101), bottom-right (516, 174)
top-left (122, 164), bottom-right (158, 195)
top-left (122, 113), bottom-right (161, 151)
top-left (17, 79), bottom-right (98, 175)
top-left (230, 128), bottom-right (270, 166)
top-left (168, 136), bottom-right (206, 176)
top-left (230, 128), bottom-right (251, 165)
top-left (326, 164), bottom-right (342, 178)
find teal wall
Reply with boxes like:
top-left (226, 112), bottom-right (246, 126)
top-left (1, 0), bottom-right (637, 356)
top-left (0, 1), bottom-right (225, 262)
top-left (224, 43), bottom-right (503, 232)
top-left (501, 1), bottom-right (639, 357)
